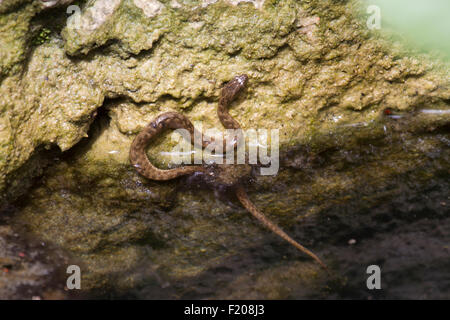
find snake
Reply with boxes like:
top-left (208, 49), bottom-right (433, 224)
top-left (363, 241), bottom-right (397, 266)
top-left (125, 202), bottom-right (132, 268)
top-left (129, 74), bottom-right (327, 269)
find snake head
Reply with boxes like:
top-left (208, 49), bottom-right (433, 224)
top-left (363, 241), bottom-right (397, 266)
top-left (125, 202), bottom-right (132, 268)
top-left (221, 74), bottom-right (249, 102)
top-left (234, 74), bottom-right (249, 87)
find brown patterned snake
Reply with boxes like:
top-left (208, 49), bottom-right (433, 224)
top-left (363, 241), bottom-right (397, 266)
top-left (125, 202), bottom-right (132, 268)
top-left (130, 75), bottom-right (327, 269)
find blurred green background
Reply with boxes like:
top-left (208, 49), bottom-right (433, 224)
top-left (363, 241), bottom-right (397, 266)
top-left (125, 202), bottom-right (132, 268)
top-left (363, 0), bottom-right (450, 59)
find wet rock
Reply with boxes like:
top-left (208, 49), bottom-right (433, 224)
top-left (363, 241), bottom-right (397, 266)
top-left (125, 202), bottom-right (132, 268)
top-left (0, 207), bottom-right (74, 299)
top-left (0, 0), bottom-right (449, 298)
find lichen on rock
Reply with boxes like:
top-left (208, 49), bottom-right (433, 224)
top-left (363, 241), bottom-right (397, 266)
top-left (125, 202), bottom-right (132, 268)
top-left (0, 0), bottom-right (449, 299)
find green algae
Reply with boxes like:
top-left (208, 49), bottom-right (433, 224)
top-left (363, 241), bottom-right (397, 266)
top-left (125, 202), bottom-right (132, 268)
top-left (32, 26), bottom-right (51, 45)
top-left (0, 2), bottom-right (36, 79)
top-left (0, 0), bottom-right (449, 298)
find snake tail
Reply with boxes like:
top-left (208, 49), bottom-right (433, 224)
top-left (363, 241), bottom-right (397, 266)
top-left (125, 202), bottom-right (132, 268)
top-left (235, 185), bottom-right (327, 269)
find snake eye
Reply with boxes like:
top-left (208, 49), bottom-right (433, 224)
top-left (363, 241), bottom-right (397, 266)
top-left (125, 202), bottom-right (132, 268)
top-left (236, 74), bottom-right (249, 86)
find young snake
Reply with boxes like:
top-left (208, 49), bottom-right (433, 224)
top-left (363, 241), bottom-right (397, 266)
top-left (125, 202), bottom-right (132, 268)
top-left (129, 75), bottom-right (327, 269)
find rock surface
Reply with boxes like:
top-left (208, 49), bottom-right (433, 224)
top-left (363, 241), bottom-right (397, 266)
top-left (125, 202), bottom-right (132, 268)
top-left (0, 0), bottom-right (449, 299)
top-left (0, 206), bottom-right (74, 299)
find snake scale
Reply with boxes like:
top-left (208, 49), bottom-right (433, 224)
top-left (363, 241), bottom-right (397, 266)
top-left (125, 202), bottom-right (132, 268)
top-left (129, 75), bottom-right (326, 269)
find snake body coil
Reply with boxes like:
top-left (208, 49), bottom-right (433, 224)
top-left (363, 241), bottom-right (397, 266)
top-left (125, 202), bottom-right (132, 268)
top-left (129, 74), bottom-right (326, 269)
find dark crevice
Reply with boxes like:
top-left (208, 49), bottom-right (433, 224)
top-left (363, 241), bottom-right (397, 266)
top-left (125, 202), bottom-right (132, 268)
top-left (4, 96), bottom-right (117, 208)
top-left (61, 101), bottom-right (113, 163)
top-left (17, 2), bottom-right (84, 78)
